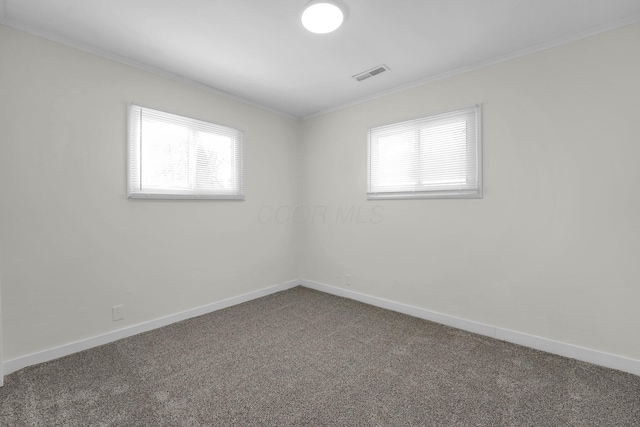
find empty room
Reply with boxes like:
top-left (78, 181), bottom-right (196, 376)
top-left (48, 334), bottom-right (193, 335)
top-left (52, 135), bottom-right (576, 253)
top-left (1, 0), bottom-right (639, 425)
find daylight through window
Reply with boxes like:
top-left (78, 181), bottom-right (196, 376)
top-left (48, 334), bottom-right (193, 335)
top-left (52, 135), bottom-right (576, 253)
top-left (128, 105), bottom-right (244, 199)
top-left (367, 105), bottom-right (482, 199)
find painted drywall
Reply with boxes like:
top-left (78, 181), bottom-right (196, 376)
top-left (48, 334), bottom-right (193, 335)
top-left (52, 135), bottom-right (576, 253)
top-left (300, 23), bottom-right (640, 361)
top-left (1, 19), bottom-right (639, 371)
top-left (0, 25), bottom-right (300, 361)
top-left (0, 257), bottom-right (4, 386)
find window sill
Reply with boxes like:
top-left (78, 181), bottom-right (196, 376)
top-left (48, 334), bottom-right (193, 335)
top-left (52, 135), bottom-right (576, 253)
top-left (367, 191), bottom-right (482, 200)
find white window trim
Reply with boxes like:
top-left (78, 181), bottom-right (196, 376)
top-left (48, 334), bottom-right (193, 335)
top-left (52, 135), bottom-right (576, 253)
top-left (367, 105), bottom-right (483, 200)
top-left (127, 104), bottom-right (245, 200)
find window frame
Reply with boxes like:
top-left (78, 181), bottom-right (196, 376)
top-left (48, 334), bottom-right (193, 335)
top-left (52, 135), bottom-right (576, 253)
top-left (367, 105), bottom-right (482, 200)
top-left (127, 104), bottom-right (244, 200)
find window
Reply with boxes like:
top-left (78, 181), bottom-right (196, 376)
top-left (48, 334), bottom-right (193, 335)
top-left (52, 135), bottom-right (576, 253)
top-left (128, 105), bottom-right (244, 199)
top-left (367, 105), bottom-right (482, 199)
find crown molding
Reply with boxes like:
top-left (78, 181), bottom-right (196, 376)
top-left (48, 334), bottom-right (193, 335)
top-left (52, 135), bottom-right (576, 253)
top-left (1, 7), bottom-right (638, 122)
top-left (303, 13), bottom-right (640, 120)
top-left (0, 18), bottom-right (300, 121)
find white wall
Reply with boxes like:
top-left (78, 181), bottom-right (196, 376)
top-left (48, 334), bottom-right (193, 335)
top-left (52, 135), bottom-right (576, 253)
top-left (0, 256), bottom-right (4, 385)
top-left (0, 25), bottom-right (300, 361)
top-left (2, 20), bottom-right (639, 370)
top-left (300, 23), bottom-right (640, 361)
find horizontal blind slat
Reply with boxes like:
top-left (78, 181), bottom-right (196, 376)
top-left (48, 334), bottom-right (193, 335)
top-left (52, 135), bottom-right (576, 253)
top-left (127, 105), bottom-right (244, 199)
top-left (368, 105), bottom-right (481, 198)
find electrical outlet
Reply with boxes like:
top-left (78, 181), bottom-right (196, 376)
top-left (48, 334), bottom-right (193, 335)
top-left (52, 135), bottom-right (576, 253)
top-left (345, 274), bottom-right (352, 286)
top-left (112, 305), bottom-right (124, 321)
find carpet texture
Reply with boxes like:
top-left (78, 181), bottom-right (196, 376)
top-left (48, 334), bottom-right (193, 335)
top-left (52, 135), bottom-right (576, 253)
top-left (1, 286), bottom-right (639, 426)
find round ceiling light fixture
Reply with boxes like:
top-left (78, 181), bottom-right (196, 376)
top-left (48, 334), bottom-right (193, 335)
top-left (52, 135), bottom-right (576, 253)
top-left (301, 0), bottom-right (346, 34)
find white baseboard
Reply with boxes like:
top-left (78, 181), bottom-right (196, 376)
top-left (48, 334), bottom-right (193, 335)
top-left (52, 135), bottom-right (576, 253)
top-left (3, 279), bottom-right (300, 377)
top-left (301, 279), bottom-right (640, 377)
top-left (4, 278), bottom-right (639, 380)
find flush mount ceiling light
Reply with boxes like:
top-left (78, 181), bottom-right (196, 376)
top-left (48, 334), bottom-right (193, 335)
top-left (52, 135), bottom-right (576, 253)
top-left (301, 0), bottom-right (346, 34)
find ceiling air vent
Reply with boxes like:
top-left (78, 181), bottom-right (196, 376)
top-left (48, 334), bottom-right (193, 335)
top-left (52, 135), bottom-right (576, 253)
top-left (353, 64), bottom-right (390, 82)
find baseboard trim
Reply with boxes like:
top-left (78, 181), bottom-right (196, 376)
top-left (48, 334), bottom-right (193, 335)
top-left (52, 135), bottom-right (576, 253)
top-left (3, 279), bottom-right (300, 377)
top-left (301, 279), bottom-right (640, 377)
top-left (4, 278), bottom-right (639, 379)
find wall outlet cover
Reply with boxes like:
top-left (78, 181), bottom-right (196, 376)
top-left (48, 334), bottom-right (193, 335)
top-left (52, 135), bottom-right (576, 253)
top-left (112, 305), bottom-right (124, 321)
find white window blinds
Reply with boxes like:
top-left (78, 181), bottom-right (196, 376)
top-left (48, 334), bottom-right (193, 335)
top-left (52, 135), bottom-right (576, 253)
top-left (128, 105), bottom-right (244, 199)
top-left (368, 105), bottom-right (482, 199)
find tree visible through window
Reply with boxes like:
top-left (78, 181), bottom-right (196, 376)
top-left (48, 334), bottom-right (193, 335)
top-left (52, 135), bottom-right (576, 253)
top-left (128, 105), bottom-right (244, 199)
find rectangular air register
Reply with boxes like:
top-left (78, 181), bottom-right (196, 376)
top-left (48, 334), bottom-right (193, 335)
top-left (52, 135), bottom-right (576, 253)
top-left (353, 64), bottom-right (390, 82)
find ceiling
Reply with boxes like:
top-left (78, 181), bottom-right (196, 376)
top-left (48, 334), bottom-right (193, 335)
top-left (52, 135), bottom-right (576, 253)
top-left (2, 0), bottom-right (640, 118)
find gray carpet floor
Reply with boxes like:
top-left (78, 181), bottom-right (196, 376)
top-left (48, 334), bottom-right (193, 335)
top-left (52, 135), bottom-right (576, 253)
top-left (1, 286), bottom-right (639, 426)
